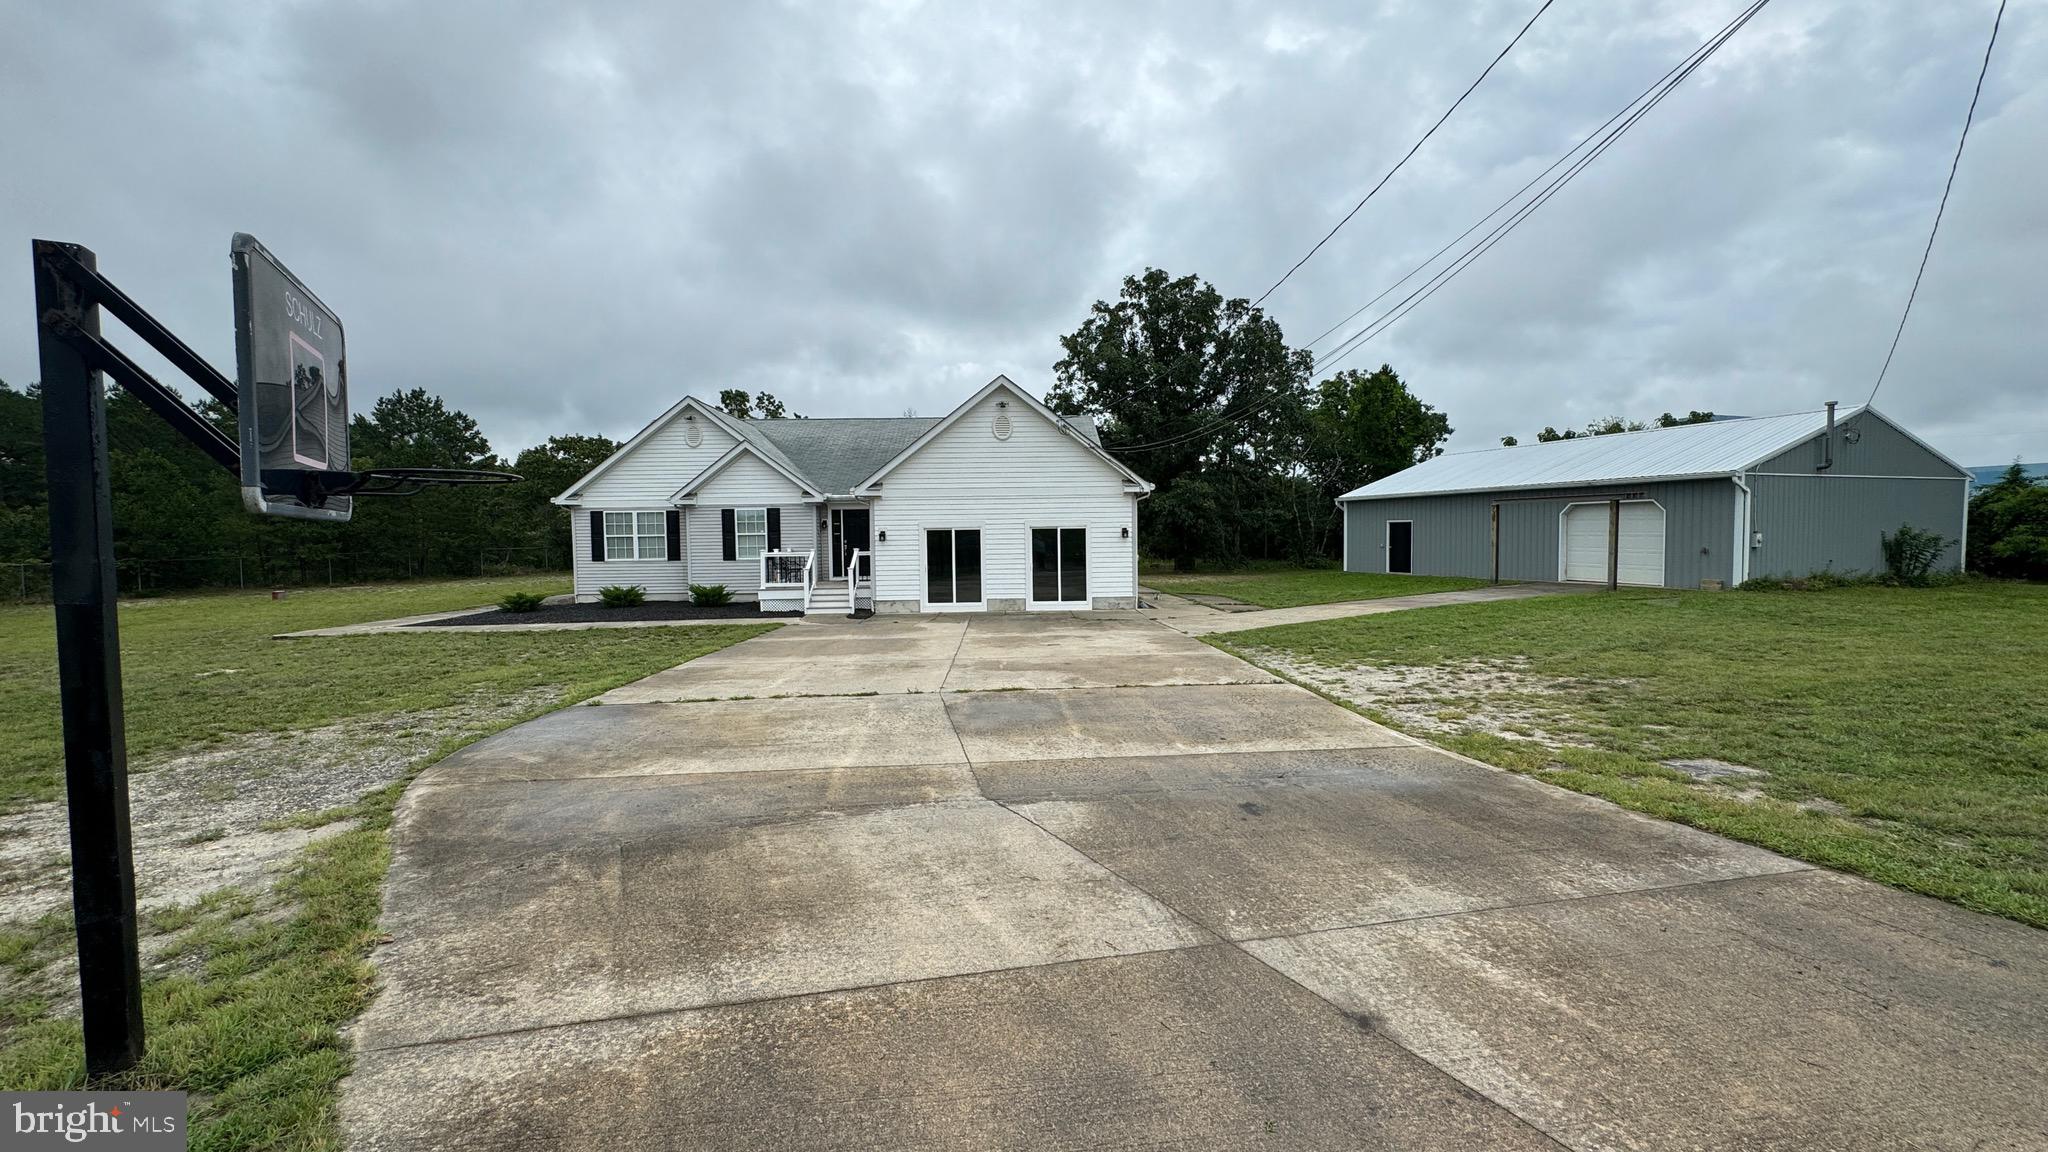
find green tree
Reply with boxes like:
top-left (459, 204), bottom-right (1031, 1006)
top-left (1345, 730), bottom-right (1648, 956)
top-left (718, 390), bottom-right (800, 420)
top-left (1968, 462), bottom-right (2048, 581)
top-left (507, 434), bottom-right (620, 567)
top-left (1303, 364), bottom-right (1452, 499)
top-left (1049, 268), bottom-right (1312, 570)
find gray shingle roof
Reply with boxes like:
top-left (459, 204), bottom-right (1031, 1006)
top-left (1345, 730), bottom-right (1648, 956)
top-left (736, 417), bottom-right (941, 496)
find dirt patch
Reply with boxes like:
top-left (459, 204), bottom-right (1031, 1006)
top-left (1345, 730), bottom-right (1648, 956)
top-left (0, 688), bottom-right (562, 925)
top-left (1243, 649), bottom-right (1600, 747)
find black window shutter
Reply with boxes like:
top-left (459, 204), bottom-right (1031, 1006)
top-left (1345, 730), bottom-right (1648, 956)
top-left (589, 511), bottom-right (605, 562)
top-left (721, 509), bottom-right (737, 561)
top-left (665, 510), bottom-right (682, 561)
top-left (767, 508), bottom-right (782, 551)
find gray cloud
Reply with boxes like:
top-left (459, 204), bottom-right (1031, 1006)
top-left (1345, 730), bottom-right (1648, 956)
top-left (2, 0), bottom-right (2040, 465)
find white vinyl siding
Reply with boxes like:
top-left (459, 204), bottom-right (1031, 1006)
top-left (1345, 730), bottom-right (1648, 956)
top-left (687, 453), bottom-right (812, 600)
top-left (572, 512), bottom-right (688, 602)
top-left (568, 406), bottom-right (739, 602)
top-left (868, 385), bottom-right (1137, 610)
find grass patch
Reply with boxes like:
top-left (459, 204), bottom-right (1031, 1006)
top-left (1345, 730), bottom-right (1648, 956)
top-left (1141, 564), bottom-right (1491, 608)
top-left (0, 576), bottom-right (775, 1147)
top-left (1215, 580), bottom-right (2048, 928)
top-left (0, 576), bottom-right (666, 809)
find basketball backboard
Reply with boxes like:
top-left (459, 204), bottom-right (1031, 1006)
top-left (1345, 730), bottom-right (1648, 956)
top-left (232, 233), bottom-right (350, 520)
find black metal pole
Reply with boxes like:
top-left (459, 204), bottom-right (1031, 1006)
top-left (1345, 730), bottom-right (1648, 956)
top-left (33, 240), bottom-right (146, 1076)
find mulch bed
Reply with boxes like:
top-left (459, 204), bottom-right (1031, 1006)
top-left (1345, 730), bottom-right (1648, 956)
top-left (407, 602), bottom-right (799, 627)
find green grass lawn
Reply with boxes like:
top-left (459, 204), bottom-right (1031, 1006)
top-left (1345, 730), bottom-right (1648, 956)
top-left (0, 577), bottom-right (776, 1148)
top-left (1140, 564), bottom-right (1492, 608)
top-left (3, 576), bottom-right (593, 809)
top-left (1215, 580), bottom-right (2048, 928)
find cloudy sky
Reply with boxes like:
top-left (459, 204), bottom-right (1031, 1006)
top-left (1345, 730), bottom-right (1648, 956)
top-left (3, 0), bottom-right (2041, 467)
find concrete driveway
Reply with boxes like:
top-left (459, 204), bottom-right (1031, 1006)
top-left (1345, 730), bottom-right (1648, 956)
top-left (343, 613), bottom-right (2048, 1151)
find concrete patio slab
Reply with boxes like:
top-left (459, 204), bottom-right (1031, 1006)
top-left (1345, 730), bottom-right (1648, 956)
top-left (424, 694), bottom-right (964, 784)
top-left (1248, 868), bottom-right (2048, 1151)
top-left (943, 681), bottom-right (1409, 763)
top-left (345, 945), bottom-right (1561, 1152)
top-left (993, 747), bottom-right (1804, 940)
top-left (944, 616), bottom-right (1276, 690)
top-left (361, 785), bottom-right (1209, 1048)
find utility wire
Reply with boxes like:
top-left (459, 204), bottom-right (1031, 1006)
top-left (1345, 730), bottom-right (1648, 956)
top-left (1110, 0), bottom-right (1770, 456)
top-left (1868, 0), bottom-right (2005, 405)
top-left (1249, 0), bottom-right (1558, 312)
top-left (1315, 0), bottom-right (1769, 375)
top-left (1298, 3), bottom-right (1751, 353)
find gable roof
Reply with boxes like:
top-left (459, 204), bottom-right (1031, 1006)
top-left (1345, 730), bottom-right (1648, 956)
top-left (556, 377), bottom-right (1142, 505)
top-left (668, 439), bottom-right (825, 503)
top-left (850, 375), bottom-right (1152, 494)
top-left (740, 416), bottom-right (939, 495)
top-left (552, 394), bottom-right (742, 504)
top-left (1338, 405), bottom-right (1958, 501)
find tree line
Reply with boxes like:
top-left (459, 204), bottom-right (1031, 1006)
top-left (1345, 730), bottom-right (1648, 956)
top-left (1049, 268), bottom-right (1452, 570)
top-left (0, 379), bottom-right (615, 592)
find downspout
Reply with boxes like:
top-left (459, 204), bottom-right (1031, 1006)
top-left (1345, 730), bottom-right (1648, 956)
top-left (1817, 400), bottom-right (1836, 472)
top-left (1134, 487), bottom-right (1152, 605)
top-left (1730, 474), bottom-right (1752, 586)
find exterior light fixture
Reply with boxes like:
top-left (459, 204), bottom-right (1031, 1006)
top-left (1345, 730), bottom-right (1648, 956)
top-left (877, 529), bottom-right (887, 542)
top-left (1121, 526), bottom-right (1130, 538)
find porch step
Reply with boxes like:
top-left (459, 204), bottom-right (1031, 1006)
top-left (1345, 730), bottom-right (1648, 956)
top-left (806, 587), bottom-right (853, 616)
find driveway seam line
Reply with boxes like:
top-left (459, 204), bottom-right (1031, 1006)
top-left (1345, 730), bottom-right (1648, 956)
top-left (357, 940), bottom-right (1216, 1055)
top-left (1229, 863), bottom-right (1820, 946)
top-left (990, 798), bottom-right (1571, 1151)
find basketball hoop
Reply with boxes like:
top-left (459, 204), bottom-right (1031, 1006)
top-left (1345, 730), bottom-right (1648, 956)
top-left (259, 466), bottom-right (521, 508)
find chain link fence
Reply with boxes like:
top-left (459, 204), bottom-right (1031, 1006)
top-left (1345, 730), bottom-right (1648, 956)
top-left (4, 548), bottom-right (566, 602)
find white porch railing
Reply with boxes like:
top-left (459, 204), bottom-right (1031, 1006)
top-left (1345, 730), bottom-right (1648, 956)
top-left (846, 548), bottom-right (868, 614)
top-left (759, 550), bottom-right (815, 613)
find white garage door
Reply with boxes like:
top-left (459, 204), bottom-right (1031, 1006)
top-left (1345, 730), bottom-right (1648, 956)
top-left (1561, 502), bottom-right (1666, 586)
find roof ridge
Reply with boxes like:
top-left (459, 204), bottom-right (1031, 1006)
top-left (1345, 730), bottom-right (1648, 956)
top-left (1450, 405), bottom-right (1849, 458)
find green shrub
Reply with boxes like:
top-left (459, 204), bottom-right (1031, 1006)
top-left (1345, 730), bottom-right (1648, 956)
top-left (1881, 523), bottom-right (1952, 586)
top-left (597, 584), bottom-right (646, 608)
top-left (496, 591), bottom-right (545, 613)
top-left (689, 583), bottom-right (733, 607)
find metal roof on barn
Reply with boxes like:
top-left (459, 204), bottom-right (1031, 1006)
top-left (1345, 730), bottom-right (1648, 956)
top-left (1339, 406), bottom-right (1873, 501)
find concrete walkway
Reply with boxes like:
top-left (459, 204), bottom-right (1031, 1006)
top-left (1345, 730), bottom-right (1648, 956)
top-left (341, 613), bottom-right (2048, 1151)
top-left (1145, 581), bottom-right (1589, 635)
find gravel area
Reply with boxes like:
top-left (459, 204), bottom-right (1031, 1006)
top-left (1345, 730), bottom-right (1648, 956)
top-left (408, 602), bottom-right (796, 627)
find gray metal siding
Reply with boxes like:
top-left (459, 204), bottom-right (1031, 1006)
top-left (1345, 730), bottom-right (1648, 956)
top-left (1343, 478), bottom-right (1735, 588)
top-left (1748, 474), bottom-right (1966, 579)
top-left (1750, 410), bottom-right (1966, 478)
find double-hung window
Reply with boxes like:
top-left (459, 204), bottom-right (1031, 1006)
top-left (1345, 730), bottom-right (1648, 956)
top-left (734, 508), bottom-right (768, 561)
top-left (604, 511), bottom-right (666, 560)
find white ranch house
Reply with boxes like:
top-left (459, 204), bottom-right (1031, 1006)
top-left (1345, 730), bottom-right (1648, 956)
top-left (553, 376), bottom-right (1152, 615)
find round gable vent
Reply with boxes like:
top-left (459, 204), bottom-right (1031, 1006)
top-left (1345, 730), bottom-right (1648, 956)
top-left (684, 419), bottom-right (703, 448)
top-left (992, 411), bottom-right (1013, 441)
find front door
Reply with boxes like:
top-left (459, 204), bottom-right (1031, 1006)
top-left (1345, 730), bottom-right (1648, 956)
top-left (830, 508), bottom-right (871, 579)
top-left (1387, 521), bottom-right (1412, 574)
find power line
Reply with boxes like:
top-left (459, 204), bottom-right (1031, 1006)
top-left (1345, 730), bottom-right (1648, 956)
top-left (1297, 6), bottom-right (1747, 354)
top-left (1868, 0), bottom-right (2006, 405)
top-left (1314, 0), bottom-right (1769, 375)
top-left (1249, 0), bottom-right (1558, 312)
top-left (1110, 0), bottom-right (1771, 456)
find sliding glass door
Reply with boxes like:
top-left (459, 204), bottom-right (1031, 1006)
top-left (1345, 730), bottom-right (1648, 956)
top-left (1028, 527), bottom-right (1088, 608)
top-left (924, 528), bottom-right (983, 609)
